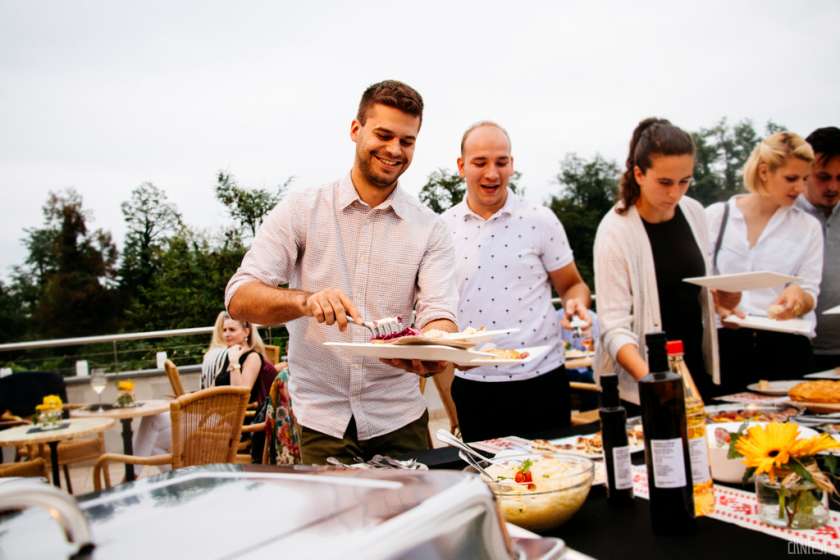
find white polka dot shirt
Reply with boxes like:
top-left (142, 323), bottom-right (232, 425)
top-left (442, 194), bottom-right (574, 381)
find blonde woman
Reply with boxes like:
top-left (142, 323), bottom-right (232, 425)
top-left (706, 132), bottom-right (822, 392)
top-left (202, 311), bottom-right (271, 405)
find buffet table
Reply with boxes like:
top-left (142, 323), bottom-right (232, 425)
top-left (403, 423), bottom-right (836, 559)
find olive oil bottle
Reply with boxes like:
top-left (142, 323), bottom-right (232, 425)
top-left (639, 332), bottom-right (695, 535)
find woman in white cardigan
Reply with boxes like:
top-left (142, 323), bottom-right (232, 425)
top-left (594, 118), bottom-right (732, 406)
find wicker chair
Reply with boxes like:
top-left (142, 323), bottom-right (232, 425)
top-left (0, 458), bottom-right (48, 479)
top-left (93, 386), bottom-right (249, 491)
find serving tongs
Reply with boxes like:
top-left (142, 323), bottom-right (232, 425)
top-left (436, 429), bottom-right (499, 480)
top-left (349, 311), bottom-right (415, 339)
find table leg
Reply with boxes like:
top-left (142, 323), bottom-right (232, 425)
top-left (48, 441), bottom-right (60, 488)
top-left (120, 418), bottom-right (136, 482)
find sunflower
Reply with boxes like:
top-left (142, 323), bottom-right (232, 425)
top-left (790, 433), bottom-right (840, 458)
top-left (734, 422), bottom-right (799, 481)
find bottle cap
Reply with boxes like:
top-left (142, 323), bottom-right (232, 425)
top-left (666, 340), bottom-right (684, 355)
top-left (600, 373), bottom-right (620, 408)
top-left (644, 331), bottom-right (669, 373)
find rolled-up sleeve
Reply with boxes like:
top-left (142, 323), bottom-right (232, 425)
top-left (414, 218), bottom-right (458, 328)
top-left (224, 197), bottom-right (301, 310)
top-left (594, 223), bottom-right (637, 362)
top-left (799, 219), bottom-right (823, 303)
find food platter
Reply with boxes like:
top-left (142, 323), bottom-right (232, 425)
top-left (704, 403), bottom-right (801, 423)
top-left (746, 380), bottom-right (802, 396)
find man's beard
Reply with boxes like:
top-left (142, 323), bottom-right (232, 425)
top-left (357, 151), bottom-right (403, 189)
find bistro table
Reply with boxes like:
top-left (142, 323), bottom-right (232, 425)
top-left (402, 422), bottom-right (832, 559)
top-left (0, 417), bottom-right (114, 488)
top-left (71, 399), bottom-right (170, 482)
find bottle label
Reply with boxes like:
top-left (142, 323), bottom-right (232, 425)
top-left (612, 446), bottom-right (633, 490)
top-left (650, 438), bottom-right (688, 489)
top-left (689, 436), bottom-right (711, 484)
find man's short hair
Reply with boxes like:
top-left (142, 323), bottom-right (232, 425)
top-left (357, 80), bottom-right (424, 126)
top-left (806, 126), bottom-right (840, 166)
top-left (460, 121), bottom-right (512, 156)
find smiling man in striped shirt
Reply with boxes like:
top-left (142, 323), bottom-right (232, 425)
top-left (225, 80), bottom-right (459, 464)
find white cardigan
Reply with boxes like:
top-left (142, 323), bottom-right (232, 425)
top-left (593, 197), bottom-right (720, 404)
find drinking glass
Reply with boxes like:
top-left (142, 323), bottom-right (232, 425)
top-left (90, 369), bottom-right (107, 409)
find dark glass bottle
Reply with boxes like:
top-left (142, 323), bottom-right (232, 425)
top-left (639, 332), bottom-right (696, 535)
top-left (600, 373), bottom-right (634, 504)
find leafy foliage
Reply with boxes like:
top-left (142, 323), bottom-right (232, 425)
top-left (546, 154), bottom-right (619, 287)
top-left (418, 168), bottom-right (523, 214)
top-left (215, 171), bottom-right (292, 237)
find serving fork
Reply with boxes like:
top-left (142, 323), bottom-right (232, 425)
top-left (349, 311), bottom-right (415, 338)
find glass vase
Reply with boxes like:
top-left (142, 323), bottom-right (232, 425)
top-left (755, 473), bottom-right (829, 529)
top-left (37, 408), bottom-right (62, 429)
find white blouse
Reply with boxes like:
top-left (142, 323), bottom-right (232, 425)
top-left (706, 196), bottom-right (823, 337)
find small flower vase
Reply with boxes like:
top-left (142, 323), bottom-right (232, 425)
top-left (755, 473), bottom-right (829, 529)
top-left (115, 391), bottom-right (135, 408)
top-left (37, 408), bottom-right (62, 429)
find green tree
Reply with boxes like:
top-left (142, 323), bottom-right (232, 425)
top-left (0, 280), bottom-right (28, 343)
top-left (126, 228), bottom-right (246, 330)
top-left (418, 168), bottom-right (523, 214)
top-left (547, 154), bottom-right (620, 286)
top-left (215, 172), bottom-right (292, 237)
top-left (119, 182), bottom-right (182, 314)
top-left (21, 190), bottom-right (119, 338)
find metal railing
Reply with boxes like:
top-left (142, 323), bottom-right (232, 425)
top-left (0, 326), bottom-right (287, 378)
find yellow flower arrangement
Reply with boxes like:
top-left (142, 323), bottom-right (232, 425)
top-left (117, 380), bottom-right (135, 392)
top-left (731, 422), bottom-right (840, 529)
top-left (35, 394), bottom-right (63, 412)
top-left (115, 379), bottom-right (136, 407)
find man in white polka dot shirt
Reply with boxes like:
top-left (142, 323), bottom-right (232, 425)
top-left (441, 122), bottom-right (592, 442)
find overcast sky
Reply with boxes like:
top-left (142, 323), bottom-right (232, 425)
top-left (2, 0), bottom-right (839, 279)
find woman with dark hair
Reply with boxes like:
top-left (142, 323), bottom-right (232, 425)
top-left (594, 118), bottom-right (729, 405)
top-left (707, 132), bottom-right (821, 391)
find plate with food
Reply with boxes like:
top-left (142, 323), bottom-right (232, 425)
top-left (705, 403), bottom-right (800, 423)
top-left (564, 348), bottom-right (594, 360)
top-left (532, 424), bottom-right (645, 459)
top-left (464, 345), bottom-right (551, 366)
top-left (746, 379), bottom-right (803, 396)
top-left (387, 327), bottom-right (520, 349)
top-left (324, 342), bottom-right (540, 367)
top-left (788, 380), bottom-right (840, 413)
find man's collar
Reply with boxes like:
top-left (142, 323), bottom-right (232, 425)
top-left (339, 173), bottom-right (407, 219)
top-left (461, 190), bottom-right (516, 221)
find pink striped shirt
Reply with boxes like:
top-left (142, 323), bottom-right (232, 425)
top-left (225, 174), bottom-right (457, 439)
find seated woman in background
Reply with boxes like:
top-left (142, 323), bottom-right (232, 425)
top-left (706, 132), bottom-right (822, 393)
top-left (594, 117), bottom-right (731, 408)
top-left (202, 311), bottom-right (274, 405)
top-left (135, 313), bottom-right (275, 466)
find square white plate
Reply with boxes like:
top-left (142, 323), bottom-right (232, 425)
top-left (722, 314), bottom-right (811, 336)
top-left (824, 304), bottom-right (840, 315)
top-left (683, 271), bottom-right (799, 292)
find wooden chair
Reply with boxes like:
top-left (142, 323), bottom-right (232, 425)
top-left (93, 386), bottom-right (250, 491)
top-left (264, 345), bottom-right (281, 366)
top-left (164, 359), bottom-right (185, 398)
top-left (0, 458), bottom-right (49, 479)
top-left (570, 382), bottom-right (601, 426)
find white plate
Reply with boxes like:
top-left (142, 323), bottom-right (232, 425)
top-left (435, 327), bottom-right (520, 344)
top-left (683, 271), bottom-right (799, 292)
top-left (323, 342), bottom-right (543, 367)
top-left (464, 345), bottom-right (551, 366)
top-left (565, 349), bottom-right (594, 360)
top-left (805, 369), bottom-right (840, 380)
top-left (746, 380), bottom-right (802, 396)
top-left (723, 314), bottom-right (811, 336)
top-left (824, 304), bottom-right (840, 315)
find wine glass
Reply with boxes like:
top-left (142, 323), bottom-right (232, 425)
top-left (90, 369), bottom-right (107, 410)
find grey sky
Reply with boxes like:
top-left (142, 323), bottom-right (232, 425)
top-left (2, 0), bottom-right (839, 279)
